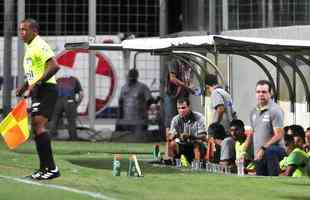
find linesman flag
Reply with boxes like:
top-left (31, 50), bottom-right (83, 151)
top-left (0, 99), bottom-right (30, 149)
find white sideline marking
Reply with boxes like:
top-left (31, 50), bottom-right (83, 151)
top-left (0, 174), bottom-right (116, 200)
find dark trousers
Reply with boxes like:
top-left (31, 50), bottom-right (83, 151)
top-left (176, 142), bottom-right (206, 163)
top-left (50, 96), bottom-right (78, 140)
top-left (255, 145), bottom-right (285, 176)
top-left (177, 142), bottom-right (194, 163)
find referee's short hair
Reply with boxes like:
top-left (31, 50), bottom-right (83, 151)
top-left (22, 18), bottom-right (40, 33)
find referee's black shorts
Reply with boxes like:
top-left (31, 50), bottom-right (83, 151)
top-left (31, 83), bottom-right (58, 121)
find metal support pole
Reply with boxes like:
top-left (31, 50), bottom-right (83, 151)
top-left (227, 55), bottom-right (233, 96)
top-left (55, 0), bottom-right (62, 35)
top-left (197, 0), bottom-right (205, 31)
top-left (209, 0), bottom-right (216, 34)
top-left (88, 0), bottom-right (96, 130)
top-left (222, 0), bottom-right (228, 31)
top-left (236, 0), bottom-right (239, 29)
top-left (267, 0), bottom-right (274, 27)
top-left (3, 0), bottom-right (14, 116)
top-left (17, 0), bottom-right (25, 97)
top-left (123, 50), bottom-right (130, 73)
top-left (159, 0), bottom-right (167, 36)
top-left (262, 0), bottom-right (266, 27)
top-left (159, 0), bottom-right (168, 138)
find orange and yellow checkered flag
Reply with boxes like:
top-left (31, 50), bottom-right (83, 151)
top-left (0, 99), bottom-right (30, 149)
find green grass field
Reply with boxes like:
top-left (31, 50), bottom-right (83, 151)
top-left (0, 140), bottom-right (309, 200)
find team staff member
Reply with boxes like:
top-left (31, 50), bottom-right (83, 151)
top-left (168, 97), bottom-right (207, 163)
top-left (205, 74), bottom-right (236, 134)
top-left (17, 18), bottom-right (60, 180)
top-left (244, 80), bottom-right (285, 176)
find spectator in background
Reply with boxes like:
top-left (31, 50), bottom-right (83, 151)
top-left (286, 124), bottom-right (305, 137)
top-left (116, 68), bottom-right (152, 135)
top-left (282, 133), bottom-right (309, 177)
top-left (207, 122), bottom-right (227, 163)
top-left (49, 67), bottom-right (84, 141)
top-left (304, 127), bottom-right (310, 152)
top-left (284, 124), bottom-right (309, 153)
top-left (205, 74), bottom-right (236, 134)
top-left (164, 57), bottom-right (195, 158)
top-left (219, 119), bottom-right (246, 168)
top-left (244, 80), bottom-right (285, 176)
top-left (167, 97), bottom-right (207, 164)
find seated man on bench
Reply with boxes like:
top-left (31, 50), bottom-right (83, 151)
top-left (167, 97), bottom-right (207, 166)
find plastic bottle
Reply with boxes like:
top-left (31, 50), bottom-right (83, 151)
top-left (112, 154), bottom-right (121, 176)
top-left (175, 158), bottom-right (181, 168)
top-left (153, 144), bottom-right (160, 160)
top-left (236, 159), bottom-right (244, 176)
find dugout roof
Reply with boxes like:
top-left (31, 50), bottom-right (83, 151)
top-left (65, 35), bottom-right (310, 111)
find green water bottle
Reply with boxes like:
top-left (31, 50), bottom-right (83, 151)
top-left (112, 154), bottom-right (121, 176)
top-left (153, 144), bottom-right (160, 160)
top-left (127, 155), bottom-right (138, 176)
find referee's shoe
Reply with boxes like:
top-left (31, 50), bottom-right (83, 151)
top-left (27, 167), bottom-right (60, 180)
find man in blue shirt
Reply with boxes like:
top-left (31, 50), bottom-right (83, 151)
top-left (49, 68), bottom-right (83, 141)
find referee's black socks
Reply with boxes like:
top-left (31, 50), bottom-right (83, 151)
top-left (34, 132), bottom-right (56, 171)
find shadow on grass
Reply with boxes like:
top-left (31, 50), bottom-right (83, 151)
top-left (278, 180), bottom-right (310, 186)
top-left (283, 182), bottom-right (310, 186)
top-left (16, 148), bottom-right (153, 156)
top-left (279, 196), bottom-right (310, 200)
top-left (14, 149), bottom-right (101, 155)
top-left (67, 158), bottom-right (182, 174)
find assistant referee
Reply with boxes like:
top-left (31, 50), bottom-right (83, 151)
top-left (17, 18), bottom-right (60, 180)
